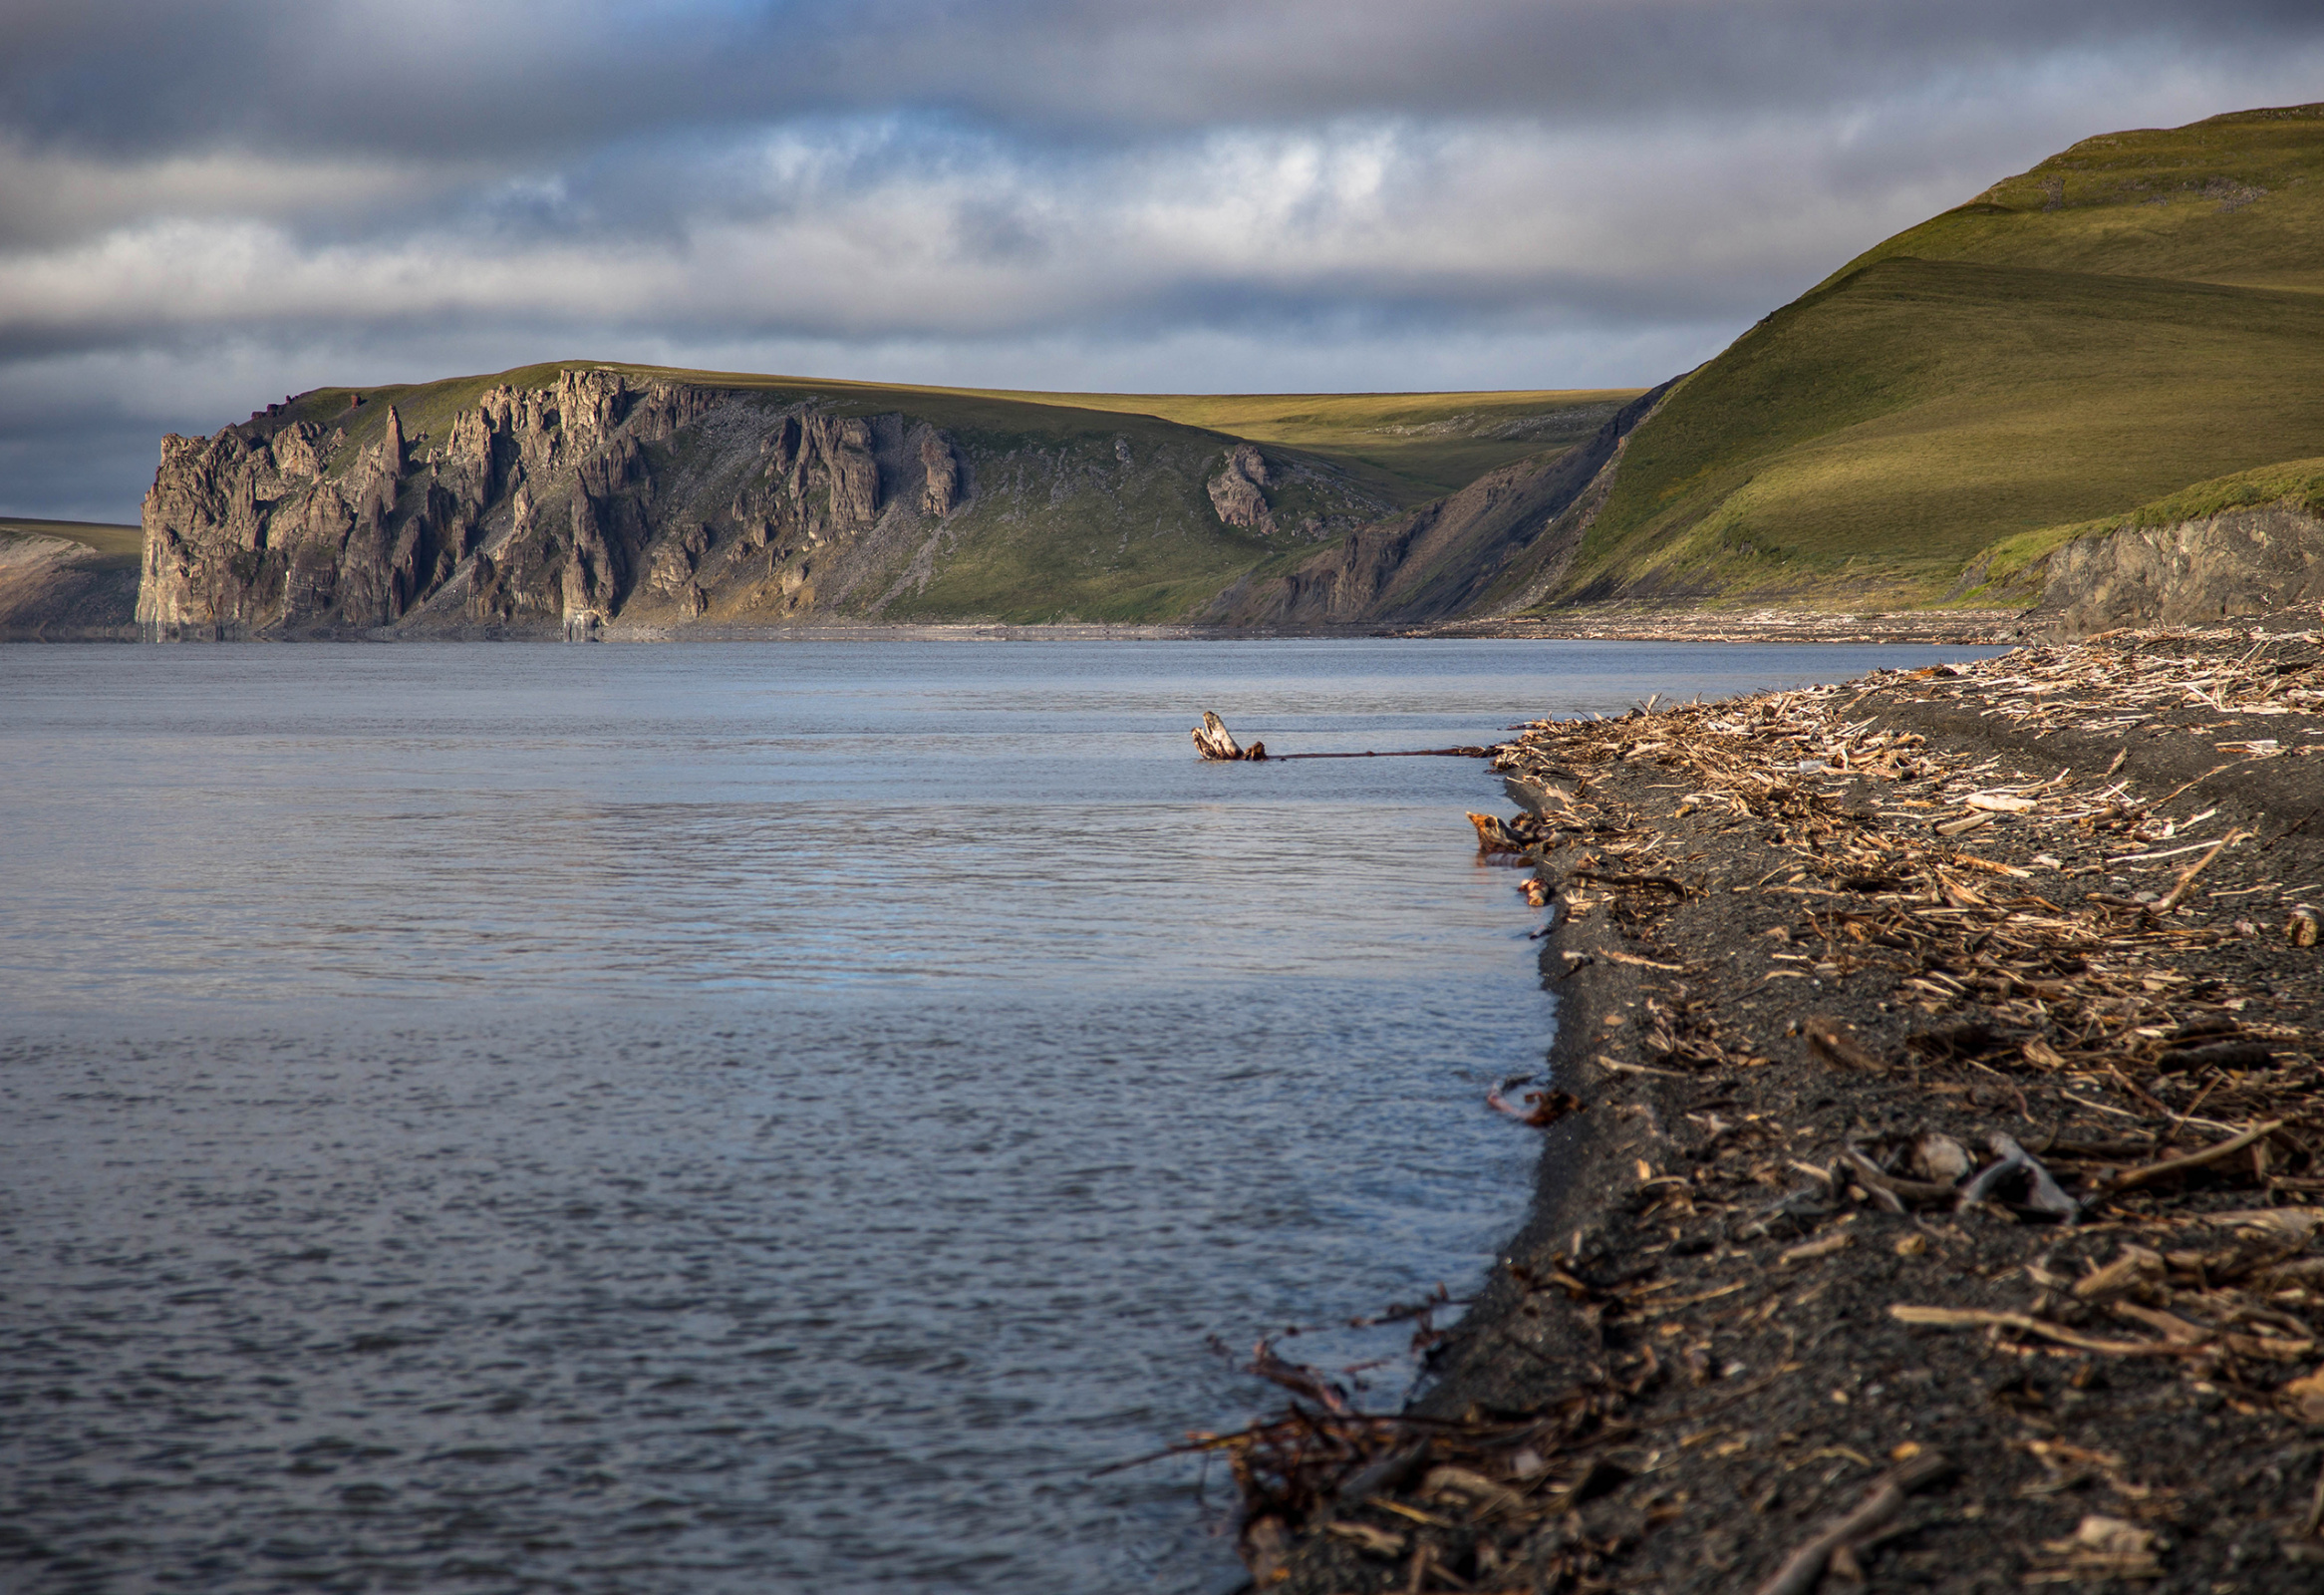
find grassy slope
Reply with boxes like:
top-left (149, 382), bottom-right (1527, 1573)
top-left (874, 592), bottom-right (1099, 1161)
top-left (978, 389), bottom-right (1638, 500)
top-left (1956, 455), bottom-right (2324, 600)
top-left (1541, 102), bottom-right (2324, 611)
top-left (0, 517), bottom-right (143, 566)
top-left (1828, 103), bottom-right (2324, 294)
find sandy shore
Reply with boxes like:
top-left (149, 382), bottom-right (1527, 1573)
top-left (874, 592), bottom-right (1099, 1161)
top-left (1228, 614), bottom-right (2324, 1593)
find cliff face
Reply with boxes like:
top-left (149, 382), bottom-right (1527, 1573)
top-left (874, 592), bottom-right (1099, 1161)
top-left (137, 369), bottom-right (967, 637)
top-left (2030, 500), bottom-right (2324, 633)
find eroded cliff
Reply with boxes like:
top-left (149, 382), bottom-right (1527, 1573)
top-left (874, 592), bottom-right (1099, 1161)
top-left (140, 370), bottom-right (952, 636)
top-left (2029, 499), bottom-right (2324, 633)
top-left (135, 365), bottom-right (1434, 636)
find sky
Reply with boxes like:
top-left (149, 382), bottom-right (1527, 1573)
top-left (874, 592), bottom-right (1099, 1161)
top-left (4, 1), bottom-right (2323, 522)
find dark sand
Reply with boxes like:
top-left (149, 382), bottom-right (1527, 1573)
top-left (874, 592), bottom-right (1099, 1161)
top-left (1241, 614), bottom-right (2324, 1593)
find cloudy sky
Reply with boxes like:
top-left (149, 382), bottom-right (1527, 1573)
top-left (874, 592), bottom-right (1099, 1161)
top-left (5, 1), bottom-right (2323, 521)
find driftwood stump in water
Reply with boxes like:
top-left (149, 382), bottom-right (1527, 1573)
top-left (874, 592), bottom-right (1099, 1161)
top-left (1193, 711), bottom-right (1266, 762)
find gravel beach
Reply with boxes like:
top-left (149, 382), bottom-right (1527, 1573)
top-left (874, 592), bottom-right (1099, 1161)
top-left (1237, 614), bottom-right (2324, 1593)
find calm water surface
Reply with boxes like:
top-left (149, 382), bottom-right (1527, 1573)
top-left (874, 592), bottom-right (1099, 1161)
top-left (0, 639), bottom-right (1997, 1593)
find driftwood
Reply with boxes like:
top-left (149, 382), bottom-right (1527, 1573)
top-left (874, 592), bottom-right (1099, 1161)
top-left (2091, 1118), bottom-right (2286, 1196)
top-left (1803, 1015), bottom-right (1886, 1073)
top-left (1179, 625), bottom-right (2324, 1592)
top-left (1888, 1306), bottom-right (2188, 1356)
top-left (1275, 746), bottom-right (1491, 761)
top-left (1749, 1452), bottom-right (1952, 1595)
top-left (1194, 711), bottom-right (1496, 764)
top-left (1192, 710), bottom-right (1266, 762)
top-left (1467, 810), bottom-right (1566, 854)
top-left (1956, 1132), bottom-right (2078, 1218)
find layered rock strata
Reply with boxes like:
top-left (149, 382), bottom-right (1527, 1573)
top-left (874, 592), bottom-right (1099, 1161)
top-left (2033, 501), bottom-right (2324, 633)
top-left (136, 369), bottom-right (968, 638)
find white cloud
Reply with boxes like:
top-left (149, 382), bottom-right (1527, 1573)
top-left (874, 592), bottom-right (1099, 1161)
top-left (4, 1), bottom-right (2324, 516)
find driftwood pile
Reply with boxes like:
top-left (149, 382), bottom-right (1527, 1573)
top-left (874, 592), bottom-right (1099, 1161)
top-left (1195, 622), bottom-right (2324, 1592)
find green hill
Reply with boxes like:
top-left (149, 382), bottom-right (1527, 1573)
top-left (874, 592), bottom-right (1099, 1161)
top-left (1532, 102), bottom-right (2324, 611)
top-left (0, 518), bottom-right (143, 639)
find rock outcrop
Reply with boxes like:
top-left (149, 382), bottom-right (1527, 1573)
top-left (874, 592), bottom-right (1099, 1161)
top-left (920, 434), bottom-right (961, 516)
top-left (135, 368), bottom-right (983, 638)
top-left (2030, 501), bottom-right (2324, 633)
top-left (128, 361), bottom-right (1613, 637)
top-left (1207, 443), bottom-right (1275, 532)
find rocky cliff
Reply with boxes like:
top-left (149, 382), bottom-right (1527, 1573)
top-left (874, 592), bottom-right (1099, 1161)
top-left (139, 369), bottom-right (939, 636)
top-left (134, 365), bottom-right (1459, 636)
top-left (2028, 499), bottom-right (2324, 633)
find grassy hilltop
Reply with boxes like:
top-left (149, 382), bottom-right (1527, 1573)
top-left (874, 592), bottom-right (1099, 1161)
top-left (0, 517), bottom-right (142, 565)
top-left (1536, 102), bottom-right (2324, 611)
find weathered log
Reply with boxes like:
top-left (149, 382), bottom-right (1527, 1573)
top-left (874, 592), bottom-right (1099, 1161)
top-left (1192, 710), bottom-right (1266, 762)
top-left (2091, 1118), bottom-right (2286, 1195)
top-left (1467, 812), bottom-right (1527, 853)
top-left (1803, 1015), bottom-right (1885, 1073)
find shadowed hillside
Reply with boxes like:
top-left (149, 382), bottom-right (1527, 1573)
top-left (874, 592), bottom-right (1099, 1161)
top-left (0, 517), bottom-right (143, 639)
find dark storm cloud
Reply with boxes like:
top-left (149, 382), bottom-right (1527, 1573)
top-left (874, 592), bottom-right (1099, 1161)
top-left (6, 0), bottom-right (2321, 157)
top-left (4, 0), bottom-right (2324, 156)
top-left (3, 0), bottom-right (2323, 518)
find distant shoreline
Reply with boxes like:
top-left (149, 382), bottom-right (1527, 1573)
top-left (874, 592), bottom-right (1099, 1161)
top-left (63, 608), bottom-right (2028, 647)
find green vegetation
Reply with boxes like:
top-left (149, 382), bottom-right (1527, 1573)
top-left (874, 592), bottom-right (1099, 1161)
top-left (976, 388), bottom-right (1635, 501)
top-left (0, 517), bottom-right (142, 567)
top-left (1952, 455), bottom-right (2324, 603)
top-left (868, 418), bottom-right (1294, 625)
top-left (1535, 103), bottom-right (2324, 612)
top-left (299, 365), bottom-right (1630, 510)
top-left (1827, 103), bottom-right (2324, 295)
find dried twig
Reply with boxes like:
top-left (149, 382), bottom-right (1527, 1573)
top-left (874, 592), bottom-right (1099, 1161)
top-left (2154, 829), bottom-right (2251, 913)
top-left (1748, 1452), bottom-right (1952, 1595)
top-left (2093, 1119), bottom-right (2286, 1196)
top-left (1888, 1307), bottom-right (2188, 1357)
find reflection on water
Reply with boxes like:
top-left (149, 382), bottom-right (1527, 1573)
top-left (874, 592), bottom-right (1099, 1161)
top-left (0, 638), bottom-right (1996, 1592)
